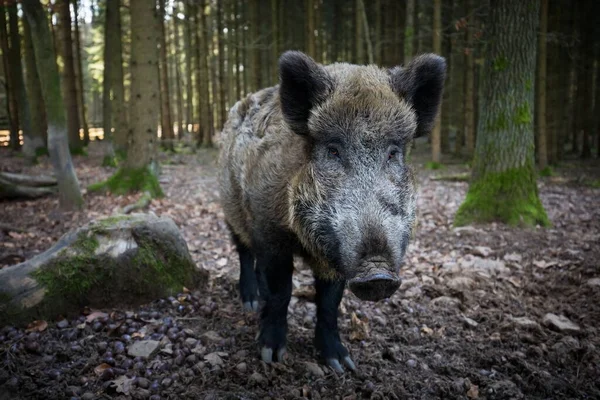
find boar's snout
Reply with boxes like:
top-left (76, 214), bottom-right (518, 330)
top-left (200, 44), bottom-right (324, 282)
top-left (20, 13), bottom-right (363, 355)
top-left (347, 258), bottom-right (401, 301)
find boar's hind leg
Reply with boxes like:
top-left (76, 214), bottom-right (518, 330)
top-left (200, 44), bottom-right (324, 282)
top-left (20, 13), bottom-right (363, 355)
top-left (256, 250), bottom-right (293, 363)
top-left (231, 233), bottom-right (260, 312)
top-left (315, 279), bottom-right (356, 373)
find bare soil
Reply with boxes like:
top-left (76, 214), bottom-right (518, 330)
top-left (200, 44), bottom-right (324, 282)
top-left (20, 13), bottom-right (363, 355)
top-left (1, 142), bottom-right (599, 400)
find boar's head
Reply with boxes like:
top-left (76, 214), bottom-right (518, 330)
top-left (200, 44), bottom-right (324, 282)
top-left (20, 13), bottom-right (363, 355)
top-left (281, 51), bottom-right (445, 301)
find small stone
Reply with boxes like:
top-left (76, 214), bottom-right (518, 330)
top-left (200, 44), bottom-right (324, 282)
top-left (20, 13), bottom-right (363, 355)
top-left (184, 338), bottom-right (198, 347)
top-left (236, 362), bottom-right (247, 373)
top-left (586, 278), bottom-right (600, 287)
top-left (204, 352), bottom-right (224, 366)
top-left (128, 340), bottom-right (160, 358)
top-left (430, 296), bottom-right (461, 309)
top-left (400, 277), bottom-right (419, 291)
top-left (56, 319), bottom-right (69, 329)
top-left (511, 316), bottom-right (540, 331)
top-left (403, 286), bottom-right (422, 299)
top-left (421, 275), bottom-right (435, 285)
top-left (305, 362), bottom-right (325, 377)
top-left (136, 377), bottom-right (150, 389)
top-left (200, 331), bottom-right (223, 343)
top-left (472, 258), bottom-right (508, 275)
top-left (543, 313), bottom-right (580, 333)
top-left (503, 253), bottom-right (522, 263)
top-left (133, 388), bottom-right (151, 399)
top-left (406, 359), bottom-right (417, 368)
top-left (472, 246), bottom-right (492, 257)
top-left (462, 315), bottom-right (479, 328)
top-left (82, 393), bottom-right (95, 400)
top-left (249, 372), bottom-right (266, 385)
top-left (447, 276), bottom-right (475, 291)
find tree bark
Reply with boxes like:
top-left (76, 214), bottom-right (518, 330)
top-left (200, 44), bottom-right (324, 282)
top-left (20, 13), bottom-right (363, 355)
top-left (173, 11), bottom-right (185, 139)
top-left (216, 0), bottom-right (226, 129)
top-left (22, 16), bottom-right (47, 155)
top-left (455, 0), bottom-right (548, 227)
top-left (248, 0), bottom-right (260, 92)
top-left (404, 0), bottom-right (414, 63)
top-left (0, 5), bottom-right (19, 149)
top-left (463, 0), bottom-right (475, 157)
top-left (183, 0), bottom-right (193, 133)
top-left (158, 0), bottom-right (174, 150)
top-left (56, 0), bottom-right (82, 154)
top-left (234, 0), bottom-right (242, 99)
top-left (22, 0), bottom-right (83, 210)
top-left (358, 0), bottom-right (374, 64)
top-left (72, 0), bottom-right (90, 146)
top-left (8, 4), bottom-right (33, 157)
top-left (103, 0), bottom-right (117, 162)
top-left (535, 0), bottom-right (548, 169)
top-left (430, 0), bottom-right (442, 163)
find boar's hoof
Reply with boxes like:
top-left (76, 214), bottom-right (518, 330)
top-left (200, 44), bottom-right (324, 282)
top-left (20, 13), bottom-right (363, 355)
top-left (348, 271), bottom-right (400, 301)
top-left (327, 356), bottom-right (356, 374)
top-left (243, 300), bottom-right (259, 312)
top-left (261, 346), bottom-right (287, 364)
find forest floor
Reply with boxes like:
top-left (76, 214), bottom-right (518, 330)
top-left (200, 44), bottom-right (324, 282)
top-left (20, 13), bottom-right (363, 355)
top-left (1, 140), bottom-right (600, 400)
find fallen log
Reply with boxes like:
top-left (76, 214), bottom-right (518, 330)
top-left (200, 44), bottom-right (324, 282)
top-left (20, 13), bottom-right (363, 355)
top-left (0, 176), bottom-right (56, 199)
top-left (0, 171), bottom-right (57, 187)
top-left (0, 213), bottom-right (208, 325)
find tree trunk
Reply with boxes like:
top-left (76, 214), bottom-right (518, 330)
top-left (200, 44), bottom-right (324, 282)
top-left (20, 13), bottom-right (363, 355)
top-left (358, 0), bottom-right (374, 64)
top-left (249, 0), bottom-right (260, 92)
top-left (56, 0), bottom-right (82, 154)
top-left (535, 0), bottom-right (548, 169)
top-left (108, 0), bottom-right (127, 154)
top-left (8, 4), bottom-right (33, 157)
top-left (0, 5), bottom-right (19, 149)
top-left (579, 2), bottom-right (595, 159)
top-left (72, 0), bottom-right (90, 146)
top-left (22, 16), bottom-right (47, 156)
top-left (404, 0), bottom-right (414, 63)
top-left (354, 0), bottom-right (364, 64)
top-left (22, 0), bottom-right (83, 210)
top-left (158, 0), bottom-right (174, 150)
top-left (103, 0), bottom-right (117, 163)
top-left (183, 0), bottom-right (193, 133)
top-left (271, 0), bottom-right (279, 81)
top-left (463, 0), bottom-right (475, 157)
top-left (216, 0), bottom-right (226, 130)
top-left (430, 0), bottom-right (442, 163)
top-left (307, 0), bottom-right (315, 58)
top-left (234, 0), bottom-right (242, 100)
top-left (455, 0), bottom-right (548, 227)
top-left (173, 11), bottom-right (185, 139)
top-left (199, 0), bottom-right (213, 147)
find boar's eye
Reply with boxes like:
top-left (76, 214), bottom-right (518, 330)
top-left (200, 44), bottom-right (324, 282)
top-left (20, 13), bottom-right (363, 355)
top-left (328, 146), bottom-right (340, 158)
top-left (388, 149), bottom-right (399, 160)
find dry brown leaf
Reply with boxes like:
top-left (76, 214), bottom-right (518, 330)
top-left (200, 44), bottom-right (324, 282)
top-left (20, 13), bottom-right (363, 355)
top-left (85, 311), bottom-right (108, 323)
top-left (349, 312), bottom-right (370, 341)
top-left (94, 363), bottom-right (112, 376)
top-left (26, 320), bottom-right (48, 332)
top-left (467, 384), bottom-right (479, 399)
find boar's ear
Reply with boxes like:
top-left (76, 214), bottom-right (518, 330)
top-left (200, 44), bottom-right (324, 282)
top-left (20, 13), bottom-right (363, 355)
top-left (390, 54), bottom-right (446, 138)
top-left (279, 51), bottom-right (333, 135)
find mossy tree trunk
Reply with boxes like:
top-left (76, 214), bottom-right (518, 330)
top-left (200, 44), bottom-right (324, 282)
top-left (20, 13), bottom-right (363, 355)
top-left (22, 16), bottom-right (47, 156)
top-left (72, 0), bottom-right (90, 146)
top-left (96, 0), bottom-right (162, 198)
top-left (183, 0), bottom-right (193, 133)
top-left (199, 0), bottom-right (213, 147)
top-left (216, 0), bottom-right (226, 130)
top-left (430, 0), bottom-right (442, 163)
top-left (158, 0), bottom-right (174, 150)
top-left (578, 1), bottom-right (595, 159)
top-left (455, 0), bottom-right (549, 227)
top-left (103, 0), bottom-right (118, 164)
top-left (535, 0), bottom-right (548, 170)
top-left (172, 11), bottom-right (185, 139)
top-left (8, 4), bottom-right (33, 159)
top-left (404, 0), bottom-right (414, 64)
top-left (22, 0), bottom-right (83, 210)
top-left (0, 5), bottom-right (19, 150)
top-left (56, 0), bottom-right (82, 154)
top-left (463, 0), bottom-right (475, 157)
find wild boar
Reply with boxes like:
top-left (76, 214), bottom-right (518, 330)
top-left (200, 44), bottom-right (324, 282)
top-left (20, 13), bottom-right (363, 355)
top-left (218, 51), bottom-right (445, 372)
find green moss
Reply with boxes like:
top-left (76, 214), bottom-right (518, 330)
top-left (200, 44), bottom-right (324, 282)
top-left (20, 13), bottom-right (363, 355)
top-left (493, 56), bottom-right (509, 72)
top-left (514, 104), bottom-right (532, 125)
top-left (102, 155), bottom-right (119, 168)
top-left (405, 27), bottom-right (414, 38)
top-left (88, 166), bottom-right (163, 198)
top-left (454, 166), bottom-right (550, 227)
top-left (487, 112), bottom-right (509, 132)
top-left (425, 161), bottom-right (444, 170)
top-left (133, 239), bottom-right (190, 294)
top-left (35, 147), bottom-right (49, 157)
top-left (70, 146), bottom-right (88, 156)
top-left (525, 79), bottom-right (533, 91)
top-left (539, 166), bottom-right (555, 177)
top-left (115, 149), bottom-right (127, 161)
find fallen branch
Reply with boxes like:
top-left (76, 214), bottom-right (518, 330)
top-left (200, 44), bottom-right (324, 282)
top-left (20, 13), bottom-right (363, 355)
top-left (0, 172), bottom-right (57, 187)
top-left (0, 176), bottom-right (56, 199)
top-left (123, 191), bottom-right (153, 214)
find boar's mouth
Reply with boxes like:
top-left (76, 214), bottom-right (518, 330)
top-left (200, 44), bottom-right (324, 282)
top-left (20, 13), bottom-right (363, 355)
top-left (347, 259), bottom-right (400, 301)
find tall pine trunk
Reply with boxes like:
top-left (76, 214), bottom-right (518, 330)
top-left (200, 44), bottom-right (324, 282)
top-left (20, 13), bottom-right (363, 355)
top-left (216, 0), bottom-right (226, 129)
top-left (56, 0), bottom-right (82, 154)
top-left (22, 0), bottom-right (83, 210)
top-left (535, 0), bottom-right (548, 169)
top-left (72, 0), bottom-right (89, 146)
top-left (8, 4), bottom-right (33, 157)
top-left (184, 0), bottom-right (193, 133)
top-left (158, 0), bottom-right (174, 150)
top-left (455, 0), bottom-right (548, 227)
top-left (430, 0), bottom-right (442, 163)
top-left (404, 0), bottom-right (414, 63)
top-left (173, 11), bottom-right (185, 139)
top-left (463, 0), bottom-right (475, 157)
top-left (22, 16), bottom-right (47, 155)
top-left (199, 0), bottom-right (213, 147)
top-left (0, 6), bottom-right (19, 149)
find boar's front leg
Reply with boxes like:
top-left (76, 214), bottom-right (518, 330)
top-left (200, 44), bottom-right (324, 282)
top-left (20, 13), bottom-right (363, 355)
top-left (315, 278), bottom-right (356, 373)
top-left (256, 249), bottom-right (293, 363)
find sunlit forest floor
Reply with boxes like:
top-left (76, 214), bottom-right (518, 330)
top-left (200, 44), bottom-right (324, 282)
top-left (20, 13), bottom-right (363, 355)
top-left (1, 140), bottom-right (599, 399)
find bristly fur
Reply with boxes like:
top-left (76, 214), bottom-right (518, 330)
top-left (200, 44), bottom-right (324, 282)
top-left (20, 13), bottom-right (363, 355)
top-left (218, 51), bottom-right (445, 281)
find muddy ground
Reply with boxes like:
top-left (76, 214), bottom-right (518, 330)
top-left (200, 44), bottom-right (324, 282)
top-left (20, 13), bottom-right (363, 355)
top-left (1, 141), bottom-right (599, 400)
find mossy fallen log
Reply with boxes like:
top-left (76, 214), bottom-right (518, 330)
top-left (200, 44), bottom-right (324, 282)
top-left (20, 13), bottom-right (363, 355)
top-left (0, 213), bottom-right (207, 325)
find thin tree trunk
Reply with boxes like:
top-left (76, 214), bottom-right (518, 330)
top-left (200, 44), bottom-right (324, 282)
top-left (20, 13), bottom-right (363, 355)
top-left (57, 0), bottom-right (82, 154)
top-left (307, 0), bottom-right (315, 57)
top-left (0, 6), bottom-right (19, 149)
top-left (455, 0), bottom-right (547, 227)
top-left (22, 0), bottom-right (83, 210)
top-left (183, 0), bottom-right (193, 133)
top-left (173, 11), bottom-right (184, 139)
top-left (199, 0), bottom-right (213, 147)
top-left (535, 0), bottom-right (548, 169)
top-left (8, 4), bottom-right (33, 157)
top-left (358, 0), bottom-right (374, 64)
top-left (354, 0), bottom-right (363, 64)
top-left (22, 16), bottom-right (47, 155)
top-left (216, 0), bottom-right (226, 129)
top-left (463, 0), bottom-right (475, 157)
top-left (72, 0), bottom-right (89, 146)
top-left (103, 0), bottom-right (116, 162)
top-left (158, 0), bottom-right (174, 150)
top-left (430, 0), bottom-right (442, 163)
top-left (249, 0), bottom-right (260, 92)
top-left (271, 0), bottom-right (278, 81)
top-left (404, 0), bottom-right (414, 63)
top-left (234, 0), bottom-right (241, 100)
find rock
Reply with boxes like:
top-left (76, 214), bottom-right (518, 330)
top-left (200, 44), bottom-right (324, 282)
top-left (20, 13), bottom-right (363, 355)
top-left (461, 315), bottom-right (479, 328)
top-left (446, 276), bottom-right (475, 291)
top-left (430, 296), bottom-right (461, 309)
top-left (200, 331), bottom-right (223, 344)
top-left (236, 362), bottom-right (247, 373)
top-left (0, 214), bottom-right (208, 325)
top-left (249, 372), bottom-right (266, 385)
top-left (56, 319), bottom-right (69, 329)
top-left (471, 258), bottom-right (508, 275)
top-left (82, 393), bottom-right (95, 400)
top-left (128, 340), bottom-right (160, 358)
top-left (503, 253), bottom-right (523, 263)
top-left (400, 277), bottom-right (419, 291)
top-left (511, 316), bottom-right (540, 331)
top-left (204, 352), bottom-right (224, 366)
top-left (403, 286), bottom-right (422, 299)
top-left (305, 362), bottom-right (325, 377)
top-left (543, 313), bottom-right (580, 333)
top-left (421, 275), bottom-right (435, 285)
top-left (586, 278), bottom-right (600, 287)
top-left (472, 246), bottom-right (492, 257)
